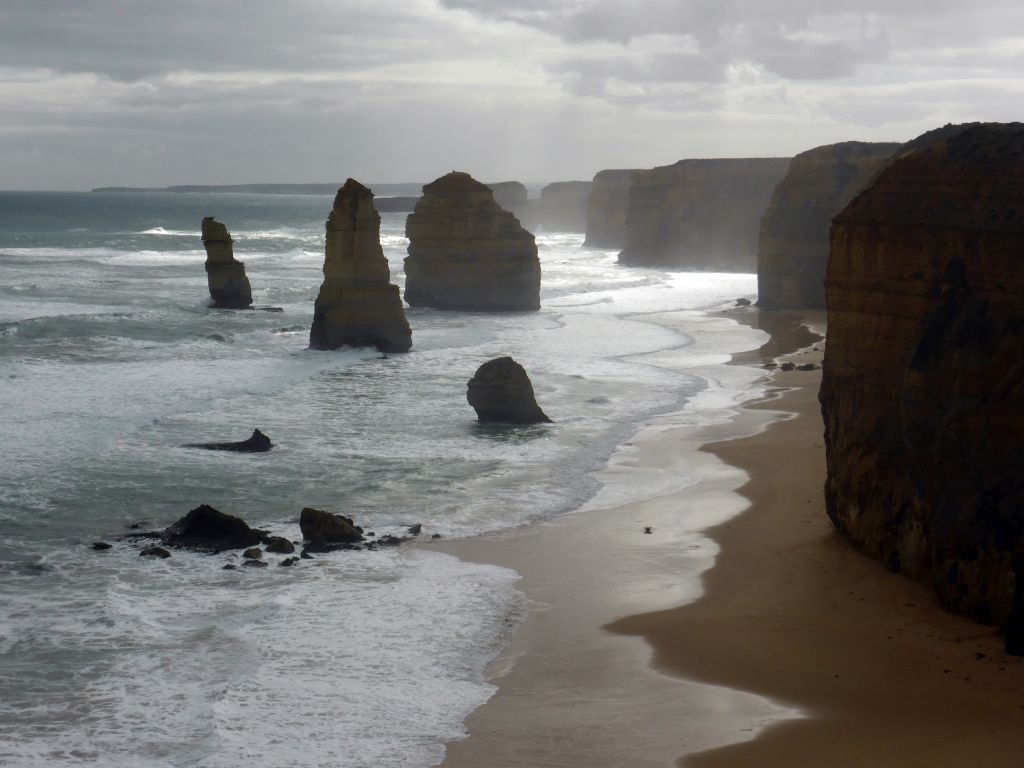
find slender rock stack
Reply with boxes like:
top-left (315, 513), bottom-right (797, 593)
top-left (404, 172), bottom-right (540, 311)
top-left (309, 179), bottom-right (412, 352)
top-left (201, 217), bottom-right (252, 308)
top-left (820, 122), bottom-right (1024, 650)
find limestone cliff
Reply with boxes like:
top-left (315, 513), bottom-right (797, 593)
top-left (538, 181), bottom-right (592, 232)
top-left (619, 158), bottom-right (790, 270)
top-left (486, 181), bottom-right (527, 212)
top-left (820, 123), bottom-right (1024, 647)
top-left (309, 179), bottom-right (412, 352)
top-left (757, 141), bottom-right (899, 309)
top-left (201, 217), bottom-right (252, 308)
top-left (584, 170), bottom-right (637, 248)
top-left (404, 172), bottom-right (540, 311)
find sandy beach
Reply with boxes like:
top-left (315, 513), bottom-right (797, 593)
top-left (435, 309), bottom-right (1024, 767)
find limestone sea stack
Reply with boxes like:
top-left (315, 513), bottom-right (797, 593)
top-left (539, 181), bottom-right (592, 232)
top-left (618, 158), bottom-right (791, 270)
top-left (201, 217), bottom-right (253, 308)
top-left (467, 356), bottom-right (551, 424)
top-left (820, 122), bottom-right (1024, 649)
top-left (757, 141), bottom-right (900, 309)
top-left (584, 169), bottom-right (638, 248)
top-left (404, 172), bottom-right (540, 311)
top-left (309, 179), bottom-right (412, 353)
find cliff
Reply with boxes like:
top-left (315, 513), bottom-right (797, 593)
top-left (584, 169), bottom-right (637, 248)
top-left (404, 172), bottom-right (540, 311)
top-left (309, 179), bottom-right (412, 352)
top-left (757, 141), bottom-right (900, 309)
top-left (820, 123), bottom-right (1024, 647)
top-left (486, 181), bottom-right (528, 212)
top-left (201, 217), bottom-right (252, 308)
top-left (538, 181), bottom-right (592, 232)
top-left (619, 158), bottom-right (791, 270)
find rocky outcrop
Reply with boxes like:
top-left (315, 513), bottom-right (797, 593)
top-left (820, 123), bottom-right (1024, 648)
top-left (309, 179), bottom-right (412, 352)
top-left (299, 507), bottom-right (364, 545)
top-left (467, 356), bottom-right (551, 424)
top-left (619, 158), bottom-right (791, 270)
top-left (185, 428), bottom-right (272, 452)
top-left (162, 504), bottom-right (264, 551)
top-left (486, 181), bottom-right (528, 212)
top-left (757, 141), bottom-right (900, 309)
top-left (404, 172), bottom-right (540, 311)
top-left (584, 170), bottom-right (638, 248)
top-left (202, 217), bottom-right (253, 308)
top-left (539, 181), bottom-right (592, 232)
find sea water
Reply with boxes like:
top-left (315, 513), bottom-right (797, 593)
top-left (0, 191), bottom-right (768, 767)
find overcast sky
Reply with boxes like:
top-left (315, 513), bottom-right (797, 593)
top-left (3, 0), bottom-right (1023, 190)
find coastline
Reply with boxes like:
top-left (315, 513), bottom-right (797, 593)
top-left (433, 307), bottom-right (1024, 767)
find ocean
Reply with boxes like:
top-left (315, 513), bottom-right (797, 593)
top-left (0, 190), bottom-right (768, 767)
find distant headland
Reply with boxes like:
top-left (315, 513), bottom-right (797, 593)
top-left (91, 182), bottom-right (426, 196)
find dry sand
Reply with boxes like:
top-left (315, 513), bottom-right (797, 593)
top-left (434, 310), bottom-right (1024, 768)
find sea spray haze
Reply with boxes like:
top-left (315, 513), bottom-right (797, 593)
top-left (0, 190), bottom-right (767, 767)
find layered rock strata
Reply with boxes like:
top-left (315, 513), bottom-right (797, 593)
top-left (539, 181), bottom-right (592, 232)
top-left (309, 179), bottom-right (412, 352)
top-left (404, 172), bottom-right (540, 311)
top-left (584, 169), bottom-right (637, 248)
top-left (201, 217), bottom-right (253, 308)
top-left (757, 141), bottom-right (900, 309)
top-left (467, 356), bottom-right (551, 424)
top-left (619, 158), bottom-right (791, 270)
top-left (820, 123), bottom-right (1024, 648)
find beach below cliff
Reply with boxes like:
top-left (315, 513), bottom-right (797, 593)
top-left (435, 310), bottom-right (1024, 767)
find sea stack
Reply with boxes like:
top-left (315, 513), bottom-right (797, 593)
top-left (584, 169), bottom-right (638, 248)
top-left (618, 158), bottom-right (791, 271)
top-left (820, 123), bottom-right (1024, 649)
top-left (404, 172), bottom-right (540, 311)
top-left (757, 141), bottom-right (900, 309)
top-left (309, 179), bottom-right (412, 353)
top-left (467, 357), bottom-right (551, 425)
top-left (538, 181), bottom-right (592, 232)
top-left (201, 217), bottom-right (253, 308)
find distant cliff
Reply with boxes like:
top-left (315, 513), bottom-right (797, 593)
top-left (538, 181), bottom-right (592, 232)
top-left (757, 141), bottom-right (899, 309)
top-left (92, 182), bottom-right (425, 196)
top-left (820, 123), bottom-right (1024, 648)
top-left (584, 170), bottom-right (637, 248)
top-left (619, 158), bottom-right (791, 270)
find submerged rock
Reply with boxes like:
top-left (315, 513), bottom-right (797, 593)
top-left (162, 504), bottom-right (264, 552)
top-left (309, 179), bottom-right (412, 353)
top-left (201, 217), bottom-right (253, 309)
top-left (185, 428), bottom-right (272, 453)
top-left (91, 542), bottom-right (112, 551)
top-left (264, 536), bottom-right (295, 554)
top-left (467, 356), bottom-right (551, 425)
top-left (404, 172), bottom-right (540, 311)
top-left (140, 546), bottom-right (171, 559)
top-left (299, 507), bottom-right (364, 545)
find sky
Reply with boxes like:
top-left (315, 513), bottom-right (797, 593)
top-left (3, 0), bottom-right (1023, 190)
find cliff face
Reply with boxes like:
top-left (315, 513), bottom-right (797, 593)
top-left (821, 123), bottom-right (1024, 642)
top-left (404, 172), bottom-right (540, 311)
top-left (538, 181), bottom-right (592, 232)
top-left (201, 217), bottom-right (252, 308)
top-left (309, 179), bottom-right (411, 352)
top-left (757, 141), bottom-right (899, 309)
top-left (619, 158), bottom-right (790, 270)
top-left (584, 170), bottom-right (637, 248)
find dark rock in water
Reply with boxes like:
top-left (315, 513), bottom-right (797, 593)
top-left (377, 535), bottom-right (404, 547)
top-left (643, 527), bottom-right (653, 534)
top-left (242, 559), bottom-right (268, 568)
top-left (431, 533), bottom-right (442, 539)
top-left (309, 179), bottom-right (412, 353)
top-left (735, 298), bottom-right (752, 306)
top-left (202, 217), bottom-right (253, 309)
top-left (796, 363), bottom-right (817, 371)
top-left (299, 507), bottom-right (364, 545)
top-left (140, 546), bottom-right (171, 559)
top-left (407, 524), bottom-right (422, 535)
top-left (242, 547), bottom-right (263, 560)
top-left (467, 356), bottom-right (551, 424)
top-left (264, 536), bottom-right (295, 554)
top-left (300, 550), bottom-right (314, 560)
top-left (92, 542), bottom-right (112, 551)
top-left (185, 428), bottom-right (272, 453)
top-left (162, 504), bottom-right (263, 552)
top-left (222, 563), bottom-right (238, 570)
top-left (779, 362), bottom-right (796, 371)
top-left (280, 556), bottom-right (300, 567)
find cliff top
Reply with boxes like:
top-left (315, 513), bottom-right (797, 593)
top-left (332, 178), bottom-right (374, 209)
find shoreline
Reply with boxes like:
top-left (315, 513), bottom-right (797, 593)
top-left (434, 307), bottom-right (1024, 767)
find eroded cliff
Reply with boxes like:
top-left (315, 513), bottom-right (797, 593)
top-left (309, 179), bottom-right (411, 352)
top-left (619, 158), bottom-right (790, 270)
top-left (820, 123), bottom-right (1024, 646)
top-left (757, 141), bottom-right (899, 309)
top-left (584, 169), bottom-right (637, 248)
top-left (201, 217), bottom-right (252, 308)
top-left (404, 171), bottom-right (540, 311)
top-left (538, 181), bottom-right (592, 232)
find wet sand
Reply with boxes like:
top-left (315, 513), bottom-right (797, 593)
top-left (434, 310), bottom-right (1024, 767)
